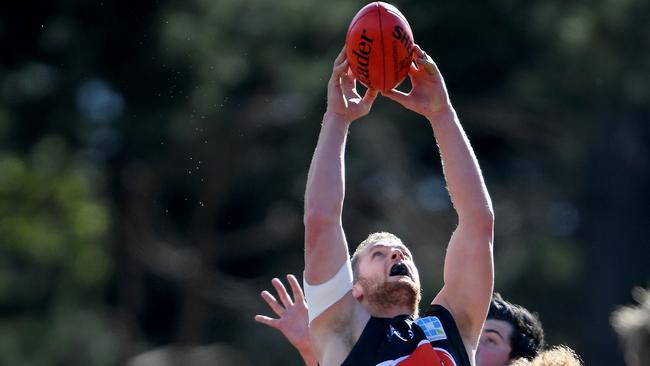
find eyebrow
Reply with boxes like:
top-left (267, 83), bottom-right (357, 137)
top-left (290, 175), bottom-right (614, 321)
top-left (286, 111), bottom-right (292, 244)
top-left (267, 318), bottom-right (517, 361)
top-left (483, 329), bottom-right (504, 341)
top-left (369, 244), bottom-right (411, 257)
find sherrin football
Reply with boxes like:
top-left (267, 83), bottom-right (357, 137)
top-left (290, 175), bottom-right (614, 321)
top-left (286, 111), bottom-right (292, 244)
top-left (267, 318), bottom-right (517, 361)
top-left (345, 2), bottom-right (415, 92)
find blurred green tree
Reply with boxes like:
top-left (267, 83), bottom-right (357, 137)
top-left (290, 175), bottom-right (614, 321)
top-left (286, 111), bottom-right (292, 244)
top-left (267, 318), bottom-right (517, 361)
top-left (0, 0), bottom-right (648, 365)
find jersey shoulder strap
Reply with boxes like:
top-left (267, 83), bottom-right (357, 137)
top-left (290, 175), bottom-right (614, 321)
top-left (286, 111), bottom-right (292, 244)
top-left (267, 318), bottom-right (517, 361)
top-left (416, 304), bottom-right (472, 366)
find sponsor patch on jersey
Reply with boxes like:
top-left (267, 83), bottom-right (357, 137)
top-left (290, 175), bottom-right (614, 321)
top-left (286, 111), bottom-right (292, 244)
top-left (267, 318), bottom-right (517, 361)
top-left (415, 316), bottom-right (447, 342)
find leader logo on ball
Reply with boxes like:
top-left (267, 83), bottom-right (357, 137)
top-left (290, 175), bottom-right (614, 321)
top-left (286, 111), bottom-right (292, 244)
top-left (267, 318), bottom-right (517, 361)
top-left (345, 2), bottom-right (415, 92)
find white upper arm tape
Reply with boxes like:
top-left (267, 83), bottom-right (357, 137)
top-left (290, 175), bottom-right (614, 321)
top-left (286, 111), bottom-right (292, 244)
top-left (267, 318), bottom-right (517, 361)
top-left (303, 259), bottom-right (353, 324)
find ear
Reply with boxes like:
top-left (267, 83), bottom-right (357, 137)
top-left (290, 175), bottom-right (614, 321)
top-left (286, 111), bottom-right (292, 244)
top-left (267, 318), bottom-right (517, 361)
top-left (352, 282), bottom-right (364, 301)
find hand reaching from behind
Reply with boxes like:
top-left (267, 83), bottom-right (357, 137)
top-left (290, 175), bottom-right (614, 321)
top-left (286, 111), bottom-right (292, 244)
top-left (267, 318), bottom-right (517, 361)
top-left (254, 275), bottom-right (317, 366)
top-left (382, 44), bottom-right (454, 121)
top-left (326, 47), bottom-right (378, 123)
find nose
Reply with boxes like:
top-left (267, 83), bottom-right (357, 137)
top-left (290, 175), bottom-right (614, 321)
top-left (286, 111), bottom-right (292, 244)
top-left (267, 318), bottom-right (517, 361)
top-left (390, 249), bottom-right (405, 261)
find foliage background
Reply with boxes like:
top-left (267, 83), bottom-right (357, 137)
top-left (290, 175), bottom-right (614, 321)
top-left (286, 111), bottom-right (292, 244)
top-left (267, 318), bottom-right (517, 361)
top-left (0, 0), bottom-right (648, 365)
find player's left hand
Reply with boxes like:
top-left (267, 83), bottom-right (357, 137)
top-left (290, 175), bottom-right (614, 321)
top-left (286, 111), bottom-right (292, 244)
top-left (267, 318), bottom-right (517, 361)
top-left (382, 44), bottom-right (453, 120)
top-left (254, 274), bottom-right (312, 356)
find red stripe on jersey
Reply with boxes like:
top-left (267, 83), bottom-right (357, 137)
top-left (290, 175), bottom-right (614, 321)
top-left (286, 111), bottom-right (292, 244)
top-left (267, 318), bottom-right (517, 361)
top-left (395, 343), bottom-right (458, 366)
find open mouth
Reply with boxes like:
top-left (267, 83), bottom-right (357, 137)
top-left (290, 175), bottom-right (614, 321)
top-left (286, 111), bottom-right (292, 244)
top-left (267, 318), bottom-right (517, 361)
top-left (389, 263), bottom-right (410, 278)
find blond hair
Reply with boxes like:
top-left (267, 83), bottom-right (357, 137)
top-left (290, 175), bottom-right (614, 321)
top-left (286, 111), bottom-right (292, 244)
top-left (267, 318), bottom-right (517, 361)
top-left (611, 287), bottom-right (650, 366)
top-left (350, 232), bottom-right (403, 280)
top-left (510, 345), bottom-right (583, 366)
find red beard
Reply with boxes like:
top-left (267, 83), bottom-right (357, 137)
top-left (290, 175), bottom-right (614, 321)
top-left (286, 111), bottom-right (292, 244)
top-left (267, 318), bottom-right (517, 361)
top-left (358, 276), bottom-right (421, 313)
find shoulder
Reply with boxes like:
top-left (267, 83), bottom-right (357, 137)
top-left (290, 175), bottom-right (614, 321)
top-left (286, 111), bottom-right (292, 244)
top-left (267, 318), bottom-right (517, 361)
top-left (310, 297), bottom-right (370, 365)
top-left (419, 304), bottom-right (474, 366)
top-left (432, 287), bottom-right (486, 347)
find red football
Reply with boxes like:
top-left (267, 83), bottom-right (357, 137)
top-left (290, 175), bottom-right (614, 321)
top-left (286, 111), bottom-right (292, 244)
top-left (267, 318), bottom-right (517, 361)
top-left (345, 2), bottom-right (415, 92)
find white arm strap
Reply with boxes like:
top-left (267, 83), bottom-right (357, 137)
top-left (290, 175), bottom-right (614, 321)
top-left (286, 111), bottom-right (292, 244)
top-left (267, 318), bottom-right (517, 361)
top-left (303, 259), bottom-right (353, 324)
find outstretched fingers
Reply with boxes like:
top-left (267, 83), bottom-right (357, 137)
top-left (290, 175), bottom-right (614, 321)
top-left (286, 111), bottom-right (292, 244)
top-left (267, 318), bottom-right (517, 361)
top-left (272, 277), bottom-right (294, 307)
top-left (254, 314), bottom-right (280, 329)
top-left (286, 274), bottom-right (305, 303)
top-left (260, 290), bottom-right (285, 317)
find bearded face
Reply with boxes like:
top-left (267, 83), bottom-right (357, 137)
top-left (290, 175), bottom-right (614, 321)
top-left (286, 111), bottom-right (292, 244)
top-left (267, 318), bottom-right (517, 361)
top-left (357, 274), bottom-right (421, 314)
top-left (353, 241), bottom-right (422, 316)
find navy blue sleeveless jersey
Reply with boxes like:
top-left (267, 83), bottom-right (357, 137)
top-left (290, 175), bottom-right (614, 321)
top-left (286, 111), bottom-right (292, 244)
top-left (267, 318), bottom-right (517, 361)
top-left (341, 304), bottom-right (471, 366)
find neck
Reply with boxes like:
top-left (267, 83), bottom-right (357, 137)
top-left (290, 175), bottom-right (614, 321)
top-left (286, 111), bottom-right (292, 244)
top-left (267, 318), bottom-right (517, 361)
top-left (365, 302), bottom-right (417, 319)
